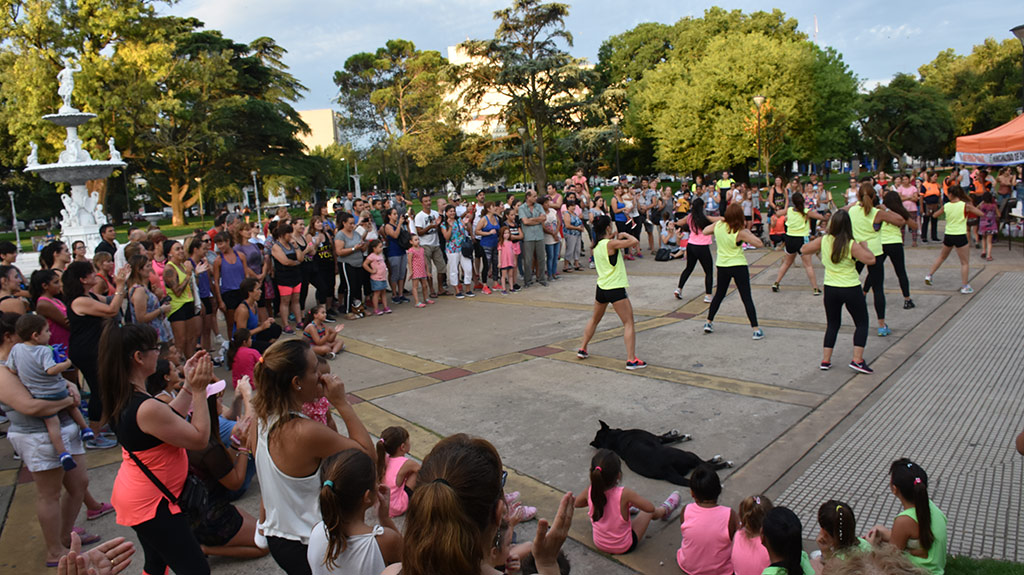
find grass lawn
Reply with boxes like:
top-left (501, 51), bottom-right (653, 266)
top-left (946, 555), bottom-right (1023, 575)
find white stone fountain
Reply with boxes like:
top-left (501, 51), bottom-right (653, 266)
top-left (23, 58), bottom-right (125, 255)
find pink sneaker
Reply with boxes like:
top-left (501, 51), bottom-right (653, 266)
top-left (425, 299), bottom-right (436, 304)
top-left (383, 307), bottom-right (393, 314)
top-left (415, 303), bottom-right (427, 308)
top-left (375, 310), bottom-right (384, 316)
top-left (86, 502), bottom-right (115, 521)
top-left (71, 526), bottom-right (101, 545)
top-left (661, 490), bottom-right (681, 520)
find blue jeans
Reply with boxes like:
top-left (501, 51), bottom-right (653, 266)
top-left (545, 242), bottom-right (560, 279)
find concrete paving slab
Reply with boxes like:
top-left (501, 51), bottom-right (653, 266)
top-left (326, 351), bottom-right (418, 392)
top-left (374, 358), bottom-right (808, 504)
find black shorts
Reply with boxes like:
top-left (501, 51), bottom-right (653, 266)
top-left (784, 235), bottom-right (807, 255)
top-left (622, 530), bottom-right (639, 555)
top-left (770, 233), bottom-right (786, 245)
top-left (168, 304), bottom-right (195, 322)
top-left (943, 234), bottom-right (968, 248)
top-left (596, 286), bottom-right (627, 304)
top-left (221, 289), bottom-right (243, 311)
top-left (744, 215), bottom-right (753, 221)
top-left (201, 296), bottom-right (214, 315)
top-left (192, 498), bottom-right (243, 547)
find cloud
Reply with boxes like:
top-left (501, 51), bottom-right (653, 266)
top-left (863, 24), bottom-right (923, 41)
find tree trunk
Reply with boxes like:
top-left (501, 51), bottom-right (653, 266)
top-left (531, 118), bottom-right (548, 193)
top-left (166, 179), bottom-right (190, 226)
top-left (86, 179), bottom-right (108, 210)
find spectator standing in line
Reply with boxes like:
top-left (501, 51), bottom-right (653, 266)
top-left (94, 224), bottom-right (117, 257)
top-left (412, 194), bottom-right (445, 299)
top-left (518, 190), bottom-right (548, 288)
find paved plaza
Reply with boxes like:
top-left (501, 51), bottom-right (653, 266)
top-left (1, 239), bottom-right (1023, 573)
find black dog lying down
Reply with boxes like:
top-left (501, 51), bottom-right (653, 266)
top-left (590, 420), bottom-right (733, 486)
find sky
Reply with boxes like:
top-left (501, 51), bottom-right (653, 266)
top-left (166, 0), bottom-right (1024, 109)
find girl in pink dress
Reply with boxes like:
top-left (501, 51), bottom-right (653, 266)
top-left (405, 235), bottom-right (433, 308)
top-left (375, 426), bottom-right (420, 517)
top-left (574, 449), bottom-right (680, 554)
top-left (677, 465), bottom-right (738, 575)
top-left (978, 191), bottom-right (999, 260)
top-left (731, 494), bottom-right (773, 575)
top-left (497, 226), bottom-right (516, 294)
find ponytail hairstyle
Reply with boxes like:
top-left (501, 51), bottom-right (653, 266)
top-left (818, 500), bottom-right (858, 550)
top-left (857, 183), bottom-right (876, 215)
top-left (689, 197), bottom-right (710, 231)
top-left (690, 464), bottom-right (722, 503)
top-left (791, 192), bottom-right (806, 216)
top-left (252, 338), bottom-right (314, 426)
top-left (723, 202), bottom-right (745, 233)
top-left (738, 494), bottom-right (773, 535)
top-left (947, 184), bottom-right (970, 203)
top-left (827, 210), bottom-right (856, 266)
top-left (98, 321), bottom-right (158, 427)
top-left (366, 239), bottom-right (382, 253)
top-left (302, 304), bottom-right (325, 328)
top-left (227, 328), bottom-right (251, 369)
top-left (981, 191), bottom-right (994, 205)
top-left (403, 433), bottom-right (503, 575)
top-left (127, 254), bottom-right (150, 288)
top-left (317, 448), bottom-right (377, 569)
top-left (883, 191), bottom-right (911, 220)
top-left (591, 215), bottom-right (613, 248)
top-left (890, 458), bottom-right (934, 551)
top-left (146, 359), bottom-right (173, 396)
top-left (28, 269), bottom-right (59, 309)
top-left (588, 448), bottom-right (622, 522)
top-left (762, 506), bottom-right (805, 575)
top-left (61, 261), bottom-right (95, 303)
top-left (375, 425), bottom-right (411, 483)
top-left (0, 312), bottom-right (20, 346)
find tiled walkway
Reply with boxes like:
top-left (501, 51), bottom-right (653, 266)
top-left (779, 273), bottom-right (1024, 561)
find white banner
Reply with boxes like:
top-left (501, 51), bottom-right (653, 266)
top-left (954, 149), bottom-right (1024, 166)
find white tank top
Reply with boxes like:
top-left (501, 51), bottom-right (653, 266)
top-left (255, 413), bottom-right (322, 543)
top-left (307, 522), bottom-right (386, 575)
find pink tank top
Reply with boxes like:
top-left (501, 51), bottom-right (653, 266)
top-left (588, 486), bottom-right (632, 554)
top-left (384, 455), bottom-right (410, 517)
top-left (37, 296), bottom-right (70, 349)
top-left (676, 503), bottom-right (734, 575)
top-left (688, 216), bottom-right (713, 246)
top-left (731, 528), bottom-right (770, 575)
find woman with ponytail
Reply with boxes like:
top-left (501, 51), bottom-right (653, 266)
top-left (675, 197), bottom-right (720, 302)
top-left (925, 184), bottom-right (985, 294)
top-left (881, 191), bottom-right (918, 310)
top-left (375, 425), bottom-right (420, 517)
top-left (574, 448), bottom-right (679, 555)
top-left (845, 183), bottom-right (905, 337)
top-left (308, 448), bottom-right (402, 574)
top-left (252, 339), bottom-right (374, 575)
top-left (771, 192), bottom-right (829, 295)
top-left (867, 458), bottom-right (948, 575)
top-left (761, 507), bottom-right (814, 575)
top-left (384, 433), bottom-right (575, 575)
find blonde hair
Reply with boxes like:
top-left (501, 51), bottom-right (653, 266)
top-left (821, 544), bottom-right (920, 575)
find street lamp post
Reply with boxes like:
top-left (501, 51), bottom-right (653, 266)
top-left (611, 117), bottom-right (621, 180)
top-left (342, 158), bottom-right (350, 195)
top-left (1012, 25), bottom-right (1024, 114)
top-left (250, 171), bottom-right (263, 236)
top-left (517, 127), bottom-right (528, 189)
top-left (753, 95), bottom-right (767, 188)
top-left (7, 192), bottom-right (18, 253)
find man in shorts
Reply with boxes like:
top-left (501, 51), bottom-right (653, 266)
top-left (413, 194), bottom-right (446, 297)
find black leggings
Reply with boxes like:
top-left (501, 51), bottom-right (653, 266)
top-left (133, 499), bottom-right (210, 575)
top-left (267, 535), bottom-right (311, 575)
top-left (883, 243), bottom-right (910, 298)
top-left (677, 243), bottom-right (714, 294)
top-left (298, 262), bottom-right (317, 310)
top-left (707, 266), bottom-right (758, 327)
top-left (338, 262), bottom-right (367, 313)
top-left (921, 208), bottom-right (941, 241)
top-left (823, 285), bottom-right (869, 349)
top-left (481, 244), bottom-right (499, 283)
top-left (856, 255), bottom-right (888, 321)
top-left (71, 353), bottom-right (100, 424)
top-left (314, 260), bottom-right (336, 305)
top-left (252, 323), bottom-right (283, 353)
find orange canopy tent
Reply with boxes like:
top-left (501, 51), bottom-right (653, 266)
top-left (955, 113), bottom-right (1024, 165)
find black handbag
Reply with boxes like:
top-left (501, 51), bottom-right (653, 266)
top-left (123, 445), bottom-right (209, 519)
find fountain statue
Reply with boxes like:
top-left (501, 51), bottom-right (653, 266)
top-left (24, 59), bottom-right (125, 255)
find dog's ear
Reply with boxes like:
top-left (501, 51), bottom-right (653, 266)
top-left (599, 420), bottom-right (609, 430)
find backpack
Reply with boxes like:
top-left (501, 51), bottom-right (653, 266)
top-left (654, 247), bottom-right (673, 261)
top-left (397, 226), bottom-right (412, 250)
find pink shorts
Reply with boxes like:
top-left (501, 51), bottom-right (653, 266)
top-left (277, 283), bottom-right (302, 296)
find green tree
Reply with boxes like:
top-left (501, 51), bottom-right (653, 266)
top-left (919, 38), bottom-right (1023, 141)
top-left (459, 0), bottom-right (594, 192)
top-left (334, 39), bottom-right (451, 193)
top-left (857, 73), bottom-right (953, 168)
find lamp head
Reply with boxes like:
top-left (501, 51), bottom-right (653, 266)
top-left (1012, 24), bottom-right (1024, 42)
top-left (250, 171), bottom-right (257, 177)
top-left (753, 95), bottom-right (766, 108)
top-left (517, 127), bottom-right (526, 136)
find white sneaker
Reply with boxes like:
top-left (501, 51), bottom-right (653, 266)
top-left (214, 334), bottom-right (226, 347)
top-left (924, 274), bottom-right (933, 286)
top-left (703, 295), bottom-right (713, 303)
top-left (673, 289), bottom-right (681, 300)
top-left (960, 285), bottom-right (974, 294)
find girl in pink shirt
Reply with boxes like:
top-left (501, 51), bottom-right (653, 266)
top-left (574, 449), bottom-right (680, 554)
top-left (731, 494), bottom-right (773, 575)
top-left (227, 328), bottom-right (260, 389)
top-left (497, 226), bottom-right (516, 294)
top-left (362, 240), bottom-right (390, 315)
top-left (405, 235), bottom-right (433, 308)
top-left (376, 426), bottom-right (420, 517)
top-left (677, 465), bottom-right (738, 575)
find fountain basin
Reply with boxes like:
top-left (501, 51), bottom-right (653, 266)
top-left (25, 160), bottom-right (126, 184)
top-left (42, 112), bottom-right (96, 128)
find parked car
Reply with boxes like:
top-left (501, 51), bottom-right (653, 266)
top-left (29, 218), bottom-right (47, 230)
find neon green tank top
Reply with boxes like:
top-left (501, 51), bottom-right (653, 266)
top-left (849, 204), bottom-right (882, 256)
top-left (594, 239), bottom-right (628, 290)
top-left (167, 261), bottom-right (194, 314)
top-left (944, 201), bottom-right (967, 235)
top-left (880, 217), bottom-right (903, 245)
top-left (760, 551), bottom-right (814, 575)
top-left (821, 236), bottom-right (860, 288)
top-left (713, 222), bottom-right (746, 268)
top-left (896, 501), bottom-right (947, 575)
top-left (785, 207), bottom-right (810, 237)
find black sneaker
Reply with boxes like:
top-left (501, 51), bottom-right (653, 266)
top-left (577, 348), bottom-right (588, 359)
top-left (626, 358), bottom-right (647, 370)
top-left (903, 299), bottom-right (915, 310)
top-left (513, 283), bottom-right (521, 291)
top-left (325, 313), bottom-right (337, 323)
top-left (849, 360), bottom-right (874, 374)
top-left (820, 361), bottom-right (831, 371)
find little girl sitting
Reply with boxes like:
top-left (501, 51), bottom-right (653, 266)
top-left (812, 500), bottom-right (871, 570)
top-left (731, 494), bottom-right (773, 575)
top-left (375, 426), bottom-right (420, 517)
top-left (145, 358), bottom-right (181, 404)
top-left (303, 304), bottom-right (345, 358)
top-left (761, 507), bottom-right (814, 575)
top-left (228, 328), bottom-right (261, 389)
top-left (676, 464), bottom-right (738, 575)
top-left (574, 449), bottom-right (680, 554)
top-left (307, 448), bottom-right (403, 574)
